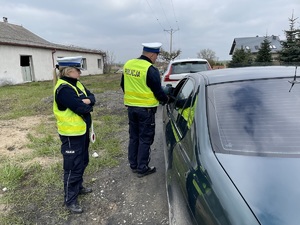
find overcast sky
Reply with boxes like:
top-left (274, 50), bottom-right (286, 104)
top-left (1, 0), bottom-right (299, 63)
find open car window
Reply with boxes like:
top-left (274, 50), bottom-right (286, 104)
top-left (169, 79), bottom-right (195, 137)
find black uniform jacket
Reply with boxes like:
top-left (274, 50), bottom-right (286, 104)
top-left (55, 76), bottom-right (95, 129)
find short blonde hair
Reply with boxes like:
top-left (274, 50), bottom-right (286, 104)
top-left (59, 67), bottom-right (77, 77)
top-left (53, 67), bottom-right (78, 86)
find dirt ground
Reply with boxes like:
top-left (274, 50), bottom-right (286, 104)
top-left (0, 116), bottom-right (43, 157)
top-left (0, 90), bottom-right (169, 225)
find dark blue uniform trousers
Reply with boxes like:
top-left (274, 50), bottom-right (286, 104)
top-left (60, 131), bottom-right (89, 206)
top-left (127, 106), bottom-right (156, 173)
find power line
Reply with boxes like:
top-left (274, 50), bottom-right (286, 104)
top-left (168, 0), bottom-right (180, 52)
top-left (145, 0), bottom-right (179, 31)
top-left (144, 0), bottom-right (180, 52)
top-left (145, 0), bottom-right (165, 30)
top-left (170, 0), bottom-right (180, 30)
top-left (157, 0), bottom-right (172, 29)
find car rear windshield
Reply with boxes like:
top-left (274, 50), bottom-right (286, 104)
top-left (171, 61), bottom-right (209, 74)
top-left (208, 78), bottom-right (300, 156)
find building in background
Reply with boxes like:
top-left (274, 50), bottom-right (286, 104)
top-left (0, 17), bottom-right (106, 85)
top-left (229, 35), bottom-right (282, 62)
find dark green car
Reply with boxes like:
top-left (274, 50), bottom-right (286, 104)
top-left (163, 66), bottom-right (300, 225)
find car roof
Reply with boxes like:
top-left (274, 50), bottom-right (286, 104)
top-left (169, 58), bottom-right (208, 64)
top-left (191, 66), bottom-right (297, 85)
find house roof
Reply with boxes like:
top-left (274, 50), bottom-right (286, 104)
top-left (229, 35), bottom-right (282, 55)
top-left (0, 21), bottom-right (105, 55)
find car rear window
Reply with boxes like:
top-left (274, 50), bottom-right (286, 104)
top-left (171, 61), bottom-right (209, 74)
top-left (208, 78), bottom-right (300, 156)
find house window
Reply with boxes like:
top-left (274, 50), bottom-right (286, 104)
top-left (97, 59), bottom-right (102, 69)
top-left (255, 45), bottom-right (259, 50)
top-left (82, 58), bottom-right (87, 70)
top-left (20, 55), bottom-right (30, 67)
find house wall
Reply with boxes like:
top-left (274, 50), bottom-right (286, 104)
top-left (0, 45), bottom-right (53, 84)
top-left (0, 45), bottom-right (104, 85)
top-left (53, 50), bottom-right (104, 76)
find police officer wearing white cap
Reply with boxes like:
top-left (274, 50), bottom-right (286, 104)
top-left (120, 42), bottom-right (169, 178)
top-left (53, 56), bottom-right (95, 213)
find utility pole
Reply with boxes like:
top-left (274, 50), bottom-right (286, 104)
top-left (164, 28), bottom-right (179, 54)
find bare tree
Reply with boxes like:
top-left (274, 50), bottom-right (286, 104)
top-left (159, 48), bottom-right (181, 62)
top-left (104, 51), bottom-right (116, 73)
top-left (197, 48), bottom-right (217, 66)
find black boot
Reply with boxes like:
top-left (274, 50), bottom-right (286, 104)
top-left (79, 187), bottom-right (93, 195)
top-left (66, 203), bottom-right (83, 214)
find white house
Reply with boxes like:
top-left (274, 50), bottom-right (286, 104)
top-left (0, 17), bottom-right (106, 85)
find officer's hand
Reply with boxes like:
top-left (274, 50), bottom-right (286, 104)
top-left (82, 98), bottom-right (91, 105)
top-left (167, 95), bottom-right (176, 103)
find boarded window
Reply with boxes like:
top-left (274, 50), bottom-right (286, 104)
top-left (98, 59), bottom-right (102, 69)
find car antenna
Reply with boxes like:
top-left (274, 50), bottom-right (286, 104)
top-left (288, 66), bottom-right (298, 92)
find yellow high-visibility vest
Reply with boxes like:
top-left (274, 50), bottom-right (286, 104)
top-left (123, 59), bottom-right (159, 107)
top-left (53, 79), bottom-right (87, 136)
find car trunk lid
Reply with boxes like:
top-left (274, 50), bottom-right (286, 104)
top-left (216, 153), bottom-right (300, 225)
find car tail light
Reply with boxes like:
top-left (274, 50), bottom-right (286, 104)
top-left (163, 67), bottom-right (172, 82)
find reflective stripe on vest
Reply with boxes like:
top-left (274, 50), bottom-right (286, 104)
top-left (123, 59), bottom-right (159, 107)
top-left (53, 79), bottom-right (87, 136)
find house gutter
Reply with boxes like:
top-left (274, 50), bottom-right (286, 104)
top-left (52, 49), bottom-right (57, 68)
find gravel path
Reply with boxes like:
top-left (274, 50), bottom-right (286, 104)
top-left (63, 92), bottom-right (169, 225)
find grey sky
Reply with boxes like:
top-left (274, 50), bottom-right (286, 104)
top-left (0, 0), bottom-right (299, 63)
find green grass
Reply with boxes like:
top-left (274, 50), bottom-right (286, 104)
top-left (0, 73), bottom-right (122, 120)
top-left (0, 73), bottom-right (126, 225)
top-left (0, 163), bottom-right (25, 191)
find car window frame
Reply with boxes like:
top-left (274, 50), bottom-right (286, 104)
top-left (167, 78), bottom-right (196, 140)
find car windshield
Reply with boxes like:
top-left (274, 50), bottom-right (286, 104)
top-left (171, 61), bottom-right (209, 74)
top-left (208, 78), bottom-right (300, 156)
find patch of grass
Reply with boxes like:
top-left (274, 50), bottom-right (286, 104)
top-left (86, 114), bottom-right (124, 173)
top-left (27, 133), bottom-right (60, 158)
top-left (0, 161), bottom-right (66, 225)
top-left (0, 215), bottom-right (25, 225)
top-left (0, 73), bottom-right (121, 120)
top-left (0, 163), bottom-right (25, 191)
top-left (81, 73), bottom-right (122, 93)
top-left (0, 82), bottom-right (54, 120)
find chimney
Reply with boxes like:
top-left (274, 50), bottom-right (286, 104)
top-left (3, 17), bottom-right (8, 22)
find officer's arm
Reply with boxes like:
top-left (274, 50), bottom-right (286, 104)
top-left (56, 86), bottom-right (93, 115)
top-left (81, 83), bottom-right (96, 106)
top-left (146, 66), bottom-right (169, 104)
top-left (120, 74), bottom-right (125, 92)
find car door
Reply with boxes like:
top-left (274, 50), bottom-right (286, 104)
top-left (166, 78), bottom-right (199, 221)
top-left (166, 77), bottom-right (230, 225)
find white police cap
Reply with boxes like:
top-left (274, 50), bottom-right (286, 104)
top-left (56, 56), bottom-right (84, 70)
top-left (142, 42), bottom-right (162, 53)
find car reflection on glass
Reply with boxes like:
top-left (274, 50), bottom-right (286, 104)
top-left (162, 66), bottom-right (300, 225)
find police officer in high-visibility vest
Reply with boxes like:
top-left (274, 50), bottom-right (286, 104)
top-left (120, 42), bottom-right (169, 178)
top-left (53, 56), bottom-right (95, 214)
